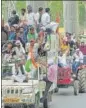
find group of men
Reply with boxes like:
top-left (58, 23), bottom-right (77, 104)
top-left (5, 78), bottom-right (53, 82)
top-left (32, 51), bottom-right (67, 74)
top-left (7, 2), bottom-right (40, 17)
top-left (2, 5), bottom-right (51, 57)
top-left (2, 5), bottom-right (53, 79)
top-left (2, 4), bottom-right (85, 75)
top-left (2, 5), bottom-right (86, 104)
top-left (58, 33), bottom-right (84, 74)
top-left (8, 6), bottom-right (51, 30)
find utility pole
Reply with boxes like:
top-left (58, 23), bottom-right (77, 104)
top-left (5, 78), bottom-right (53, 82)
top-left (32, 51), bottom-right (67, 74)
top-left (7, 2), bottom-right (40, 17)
top-left (26, 1), bottom-right (47, 12)
top-left (63, 1), bottom-right (79, 38)
top-left (2, 1), bottom-right (16, 22)
top-left (7, 1), bottom-right (16, 19)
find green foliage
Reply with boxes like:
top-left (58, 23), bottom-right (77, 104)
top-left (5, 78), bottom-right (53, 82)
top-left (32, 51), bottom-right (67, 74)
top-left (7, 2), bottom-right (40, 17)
top-left (78, 1), bottom-right (86, 28)
top-left (2, 1), bottom-right (8, 22)
top-left (48, 1), bottom-right (63, 27)
top-left (2, 1), bottom-right (26, 21)
top-left (48, 1), bottom-right (86, 28)
top-left (16, 1), bottom-right (26, 15)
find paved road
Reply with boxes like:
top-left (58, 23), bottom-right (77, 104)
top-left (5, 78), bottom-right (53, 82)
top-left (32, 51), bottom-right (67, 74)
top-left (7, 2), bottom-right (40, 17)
top-left (49, 87), bottom-right (86, 108)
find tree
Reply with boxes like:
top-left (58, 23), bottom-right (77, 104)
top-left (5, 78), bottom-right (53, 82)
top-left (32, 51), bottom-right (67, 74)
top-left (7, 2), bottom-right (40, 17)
top-left (48, 1), bottom-right (63, 27)
top-left (16, 1), bottom-right (26, 15)
top-left (78, 1), bottom-right (86, 32)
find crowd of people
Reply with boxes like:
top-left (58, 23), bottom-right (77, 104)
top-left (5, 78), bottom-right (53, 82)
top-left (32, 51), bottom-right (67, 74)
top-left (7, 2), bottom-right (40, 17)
top-left (1, 5), bottom-right (55, 79)
top-left (58, 32), bottom-right (85, 74)
top-left (1, 6), bottom-right (51, 43)
top-left (2, 4), bottom-right (86, 76)
top-left (1, 4), bottom-right (86, 104)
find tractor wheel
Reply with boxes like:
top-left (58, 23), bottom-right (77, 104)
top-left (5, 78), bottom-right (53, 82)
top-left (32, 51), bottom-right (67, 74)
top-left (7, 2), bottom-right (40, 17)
top-left (78, 68), bottom-right (86, 93)
top-left (73, 80), bottom-right (79, 95)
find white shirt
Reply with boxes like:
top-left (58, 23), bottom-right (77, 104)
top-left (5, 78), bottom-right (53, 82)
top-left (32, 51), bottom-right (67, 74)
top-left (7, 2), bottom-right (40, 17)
top-left (26, 12), bottom-right (36, 26)
top-left (14, 47), bottom-right (25, 58)
top-left (35, 12), bottom-right (40, 24)
top-left (73, 51), bottom-right (84, 63)
top-left (58, 54), bottom-right (67, 65)
top-left (79, 52), bottom-right (84, 63)
top-left (41, 12), bottom-right (50, 26)
top-left (45, 22), bottom-right (59, 32)
top-left (71, 37), bottom-right (76, 43)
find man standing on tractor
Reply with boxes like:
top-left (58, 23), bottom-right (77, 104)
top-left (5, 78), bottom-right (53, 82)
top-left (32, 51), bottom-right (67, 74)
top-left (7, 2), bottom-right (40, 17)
top-left (41, 8), bottom-right (51, 29)
top-left (72, 48), bottom-right (84, 74)
top-left (35, 7), bottom-right (44, 32)
top-left (8, 10), bottom-right (19, 26)
top-left (26, 5), bottom-right (37, 28)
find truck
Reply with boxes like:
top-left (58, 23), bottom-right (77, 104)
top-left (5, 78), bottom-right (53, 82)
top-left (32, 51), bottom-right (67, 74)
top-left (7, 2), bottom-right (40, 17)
top-left (2, 62), bottom-right (52, 108)
top-left (2, 23), bottom-right (59, 108)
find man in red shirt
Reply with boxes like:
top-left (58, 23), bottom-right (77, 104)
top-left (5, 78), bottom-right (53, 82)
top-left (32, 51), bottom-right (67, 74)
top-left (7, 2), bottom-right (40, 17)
top-left (79, 42), bottom-right (86, 55)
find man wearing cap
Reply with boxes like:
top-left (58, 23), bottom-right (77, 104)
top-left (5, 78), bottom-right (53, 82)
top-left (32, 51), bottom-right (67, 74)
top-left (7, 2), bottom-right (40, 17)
top-left (72, 48), bottom-right (84, 73)
top-left (14, 40), bottom-right (25, 59)
top-left (13, 40), bottom-right (26, 76)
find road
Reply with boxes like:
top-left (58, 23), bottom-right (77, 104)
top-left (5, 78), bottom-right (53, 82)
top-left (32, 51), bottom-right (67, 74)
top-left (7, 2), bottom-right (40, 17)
top-left (49, 87), bottom-right (86, 108)
top-left (48, 55), bottom-right (86, 108)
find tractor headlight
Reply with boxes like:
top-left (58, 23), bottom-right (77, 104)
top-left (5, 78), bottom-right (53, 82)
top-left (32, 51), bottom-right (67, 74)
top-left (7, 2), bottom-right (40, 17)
top-left (22, 87), bottom-right (33, 94)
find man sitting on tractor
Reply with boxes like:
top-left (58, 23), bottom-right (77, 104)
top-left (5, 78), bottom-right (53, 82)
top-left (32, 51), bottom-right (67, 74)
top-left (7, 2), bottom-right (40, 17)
top-left (58, 49), bottom-right (69, 67)
top-left (2, 41), bottom-right (16, 62)
top-left (72, 48), bottom-right (84, 74)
